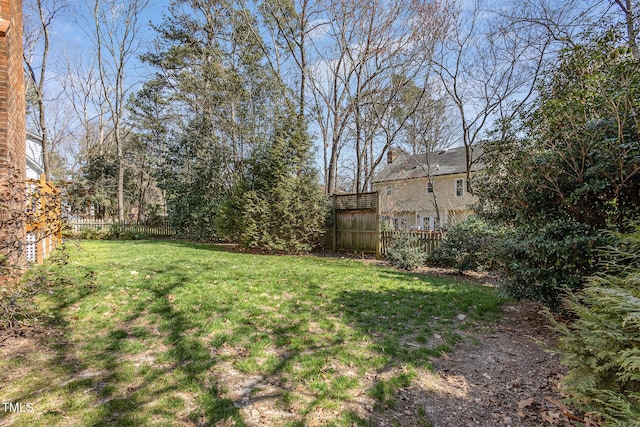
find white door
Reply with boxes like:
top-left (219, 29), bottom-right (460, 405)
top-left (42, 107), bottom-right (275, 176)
top-left (419, 215), bottom-right (435, 231)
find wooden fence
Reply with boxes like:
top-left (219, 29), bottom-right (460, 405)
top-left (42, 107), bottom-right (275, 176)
top-left (70, 219), bottom-right (174, 237)
top-left (379, 230), bottom-right (443, 257)
top-left (328, 192), bottom-right (380, 254)
top-left (327, 192), bottom-right (444, 257)
top-left (26, 175), bottom-right (62, 264)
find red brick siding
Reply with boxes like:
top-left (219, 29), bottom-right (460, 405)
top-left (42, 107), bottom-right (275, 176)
top-left (0, 0), bottom-right (26, 273)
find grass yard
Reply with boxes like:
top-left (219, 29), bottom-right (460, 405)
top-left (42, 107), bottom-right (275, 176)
top-left (0, 240), bottom-right (503, 426)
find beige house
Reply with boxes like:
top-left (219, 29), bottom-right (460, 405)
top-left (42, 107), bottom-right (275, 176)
top-left (373, 145), bottom-right (483, 231)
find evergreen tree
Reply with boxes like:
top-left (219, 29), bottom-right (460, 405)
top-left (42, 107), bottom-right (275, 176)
top-left (218, 108), bottom-right (327, 252)
top-left (142, 0), bottom-right (289, 238)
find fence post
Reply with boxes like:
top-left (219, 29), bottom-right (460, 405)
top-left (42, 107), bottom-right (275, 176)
top-left (375, 193), bottom-right (381, 258)
top-left (331, 194), bottom-right (337, 253)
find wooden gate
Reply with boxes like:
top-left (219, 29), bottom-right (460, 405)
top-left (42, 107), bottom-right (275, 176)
top-left (328, 192), bottom-right (379, 254)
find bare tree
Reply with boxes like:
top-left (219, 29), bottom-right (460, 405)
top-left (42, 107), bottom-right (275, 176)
top-left (308, 0), bottom-right (451, 194)
top-left (392, 77), bottom-right (454, 229)
top-left (256, 0), bottom-right (326, 117)
top-left (441, 0), bottom-right (640, 197)
top-left (433, 0), bottom-right (554, 194)
top-left (84, 0), bottom-right (149, 221)
top-left (504, 0), bottom-right (639, 58)
top-left (61, 55), bottom-right (111, 173)
top-left (614, 0), bottom-right (639, 58)
top-left (23, 0), bottom-right (67, 179)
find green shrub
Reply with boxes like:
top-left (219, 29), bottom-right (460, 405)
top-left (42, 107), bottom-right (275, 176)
top-left (385, 232), bottom-right (427, 271)
top-left (60, 220), bottom-right (74, 239)
top-left (71, 226), bottom-right (145, 241)
top-left (107, 224), bottom-right (145, 240)
top-left (74, 227), bottom-right (111, 240)
top-left (556, 228), bottom-right (640, 424)
top-left (429, 216), bottom-right (505, 271)
top-left (497, 219), bottom-right (605, 309)
top-left (115, 230), bottom-right (147, 240)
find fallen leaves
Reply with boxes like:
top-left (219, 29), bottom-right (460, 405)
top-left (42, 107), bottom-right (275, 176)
top-left (215, 417), bottom-right (236, 427)
top-left (516, 395), bottom-right (598, 426)
top-left (518, 397), bottom-right (534, 410)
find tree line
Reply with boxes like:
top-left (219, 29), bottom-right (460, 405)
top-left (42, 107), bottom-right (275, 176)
top-left (23, 0), bottom-right (638, 248)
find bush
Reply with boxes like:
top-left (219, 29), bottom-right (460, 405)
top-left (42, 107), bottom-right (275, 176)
top-left (60, 220), bottom-right (74, 239)
top-left (385, 232), bottom-right (427, 271)
top-left (497, 219), bottom-right (606, 309)
top-left (556, 228), bottom-right (640, 424)
top-left (114, 230), bottom-right (147, 240)
top-left (74, 227), bottom-right (111, 240)
top-left (71, 226), bottom-right (146, 241)
top-left (430, 216), bottom-right (505, 271)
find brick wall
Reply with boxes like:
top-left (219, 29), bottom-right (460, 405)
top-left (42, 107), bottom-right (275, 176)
top-left (0, 0), bottom-right (26, 275)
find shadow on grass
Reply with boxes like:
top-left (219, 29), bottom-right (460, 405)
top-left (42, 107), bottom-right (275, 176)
top-left (0, 248), bottom-right (244, 426)
top-left (330, 272), bottom-right (503, 424)
top-left (125, 238), bottom-right (231, 252)
top-left (86, 272), bottom-right (241, 426)
top-left (2, 242), bottom-right (502, 426)
top-left (334, 272), bottom-right (504, 368)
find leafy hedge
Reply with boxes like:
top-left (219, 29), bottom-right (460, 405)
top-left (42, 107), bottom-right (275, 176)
top-left (385, 232), bottom-right (427, 270)
top-left (70, 226), bottom-right (147, 241)
top-left (429, 216), bottom-right (505, 272)
top-left (497, 219), bottom-right (605, 309)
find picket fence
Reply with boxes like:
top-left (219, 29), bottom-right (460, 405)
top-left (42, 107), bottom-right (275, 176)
top-left (379, 230), bottom-right (443, 257)
top-left (70, 219), bottom-right (174, 237)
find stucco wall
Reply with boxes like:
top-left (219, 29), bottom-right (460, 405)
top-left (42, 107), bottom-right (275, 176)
top-left (374, 173), bottom-right (476, 229)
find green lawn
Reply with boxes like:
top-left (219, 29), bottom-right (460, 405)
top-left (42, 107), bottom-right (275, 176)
top-left (1, 240), bottom-right (503, 426)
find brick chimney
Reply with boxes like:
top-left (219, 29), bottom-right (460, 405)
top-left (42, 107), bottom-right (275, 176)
top-left (387, 148), bottom-right (397, 164)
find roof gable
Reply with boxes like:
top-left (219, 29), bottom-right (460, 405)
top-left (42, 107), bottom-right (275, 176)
top-left (373, 145), bottom-right (483, 183)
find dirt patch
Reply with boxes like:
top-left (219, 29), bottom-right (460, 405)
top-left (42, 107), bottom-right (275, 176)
top-left (371, 301), bottom-right (580, 427)
top-left (414, 265), bottom-right (499, 287)
top-left (205, 302), bottom-right (580, 426)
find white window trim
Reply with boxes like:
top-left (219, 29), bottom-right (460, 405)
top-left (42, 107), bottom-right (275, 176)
top-left (455, 179), bottom-right (464, 197)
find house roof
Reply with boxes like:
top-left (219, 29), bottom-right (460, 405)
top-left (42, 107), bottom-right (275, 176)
top-left (373, 145), bottom-right (483, 183)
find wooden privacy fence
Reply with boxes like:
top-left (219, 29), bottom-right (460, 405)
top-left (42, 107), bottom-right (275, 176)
top-left (327, 192), bottom-right (445, 257)
top-left (328, 192), bottom-right (380, 254)
top-left (70, 219), bottom-right (174, 237)
top-left (26, 175), bottom-right (62, 264)
top-left (379, 230), bottom-right (443, 257)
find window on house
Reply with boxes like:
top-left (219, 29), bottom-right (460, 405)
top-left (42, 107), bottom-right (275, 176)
top-left (455, 179), bottom-right (464, 197)
top-left (427, 182), bottom-right (433, 193)
top-left (386, 186), bottom-right (392, 195)
top-left (392, 217), bottom-right (407, 230)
